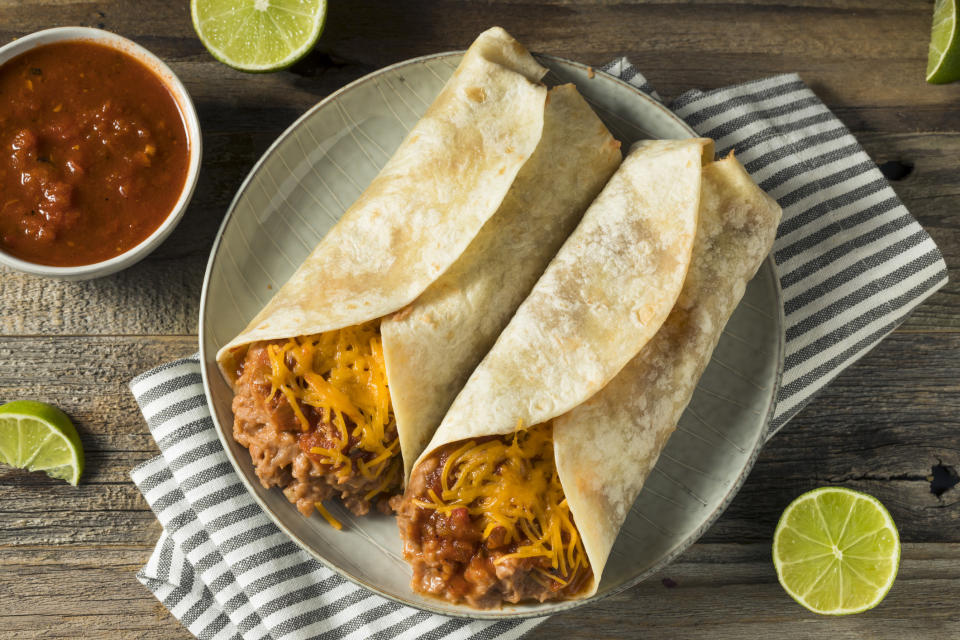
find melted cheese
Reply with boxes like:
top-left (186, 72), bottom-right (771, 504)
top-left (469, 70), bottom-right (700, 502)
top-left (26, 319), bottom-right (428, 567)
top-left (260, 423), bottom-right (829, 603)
top-left (264, 320), bottom-right (400, 494)
top-left (414, 422), bottom-right (588, 584)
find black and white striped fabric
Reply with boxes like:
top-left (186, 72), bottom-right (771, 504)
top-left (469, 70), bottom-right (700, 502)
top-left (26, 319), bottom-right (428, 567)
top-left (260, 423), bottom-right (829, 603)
top-left (130, 62), bottom-right (947, 639)
top-left (131, 358), bottom-right (543, 640)
top-left (603, 59), bottom-right (947, 432)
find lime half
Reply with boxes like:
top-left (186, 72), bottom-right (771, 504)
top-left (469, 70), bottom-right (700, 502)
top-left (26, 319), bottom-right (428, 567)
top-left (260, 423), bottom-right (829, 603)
top-left (192, 0), bottom-right (328, 73)
top-left (927, 0), bottom-right (960, 83)
top-left (0, 400), bottom-right (84, 485)
top-left (773, 487), bottom-right (900, 615)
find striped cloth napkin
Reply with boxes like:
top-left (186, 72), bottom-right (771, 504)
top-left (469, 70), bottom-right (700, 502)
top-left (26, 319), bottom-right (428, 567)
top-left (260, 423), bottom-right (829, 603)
top-left (129, 61), bottom-right (947, 640)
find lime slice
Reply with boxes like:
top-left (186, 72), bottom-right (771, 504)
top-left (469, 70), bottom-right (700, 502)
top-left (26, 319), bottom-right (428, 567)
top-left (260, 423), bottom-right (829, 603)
top-left (927, 0), bottom-right (960, 83)
top-left (191, 0), bottom-right (327, 73)
top-left (0, 400), bottom-right (84, 485)
top-left (773, 487), bottom-right (900, 615)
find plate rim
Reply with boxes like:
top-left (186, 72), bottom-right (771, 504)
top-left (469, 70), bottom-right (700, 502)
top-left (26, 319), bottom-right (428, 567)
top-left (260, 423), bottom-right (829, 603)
top-left (198, 50), bottom-right (785, 620)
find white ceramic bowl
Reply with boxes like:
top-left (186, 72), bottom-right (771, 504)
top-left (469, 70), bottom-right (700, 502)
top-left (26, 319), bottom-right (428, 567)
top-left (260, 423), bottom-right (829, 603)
top-left (0, 26), bottom-right (202, 280)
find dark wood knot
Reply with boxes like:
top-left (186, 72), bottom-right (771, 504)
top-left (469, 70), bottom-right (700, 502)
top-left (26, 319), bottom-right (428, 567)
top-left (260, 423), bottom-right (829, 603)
top-left (878, 160), bottom-right (914, 181)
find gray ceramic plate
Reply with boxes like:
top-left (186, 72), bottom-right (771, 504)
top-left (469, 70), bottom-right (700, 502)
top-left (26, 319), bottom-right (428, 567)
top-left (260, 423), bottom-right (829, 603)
top-left (199, 51), bottom-right (785, 619)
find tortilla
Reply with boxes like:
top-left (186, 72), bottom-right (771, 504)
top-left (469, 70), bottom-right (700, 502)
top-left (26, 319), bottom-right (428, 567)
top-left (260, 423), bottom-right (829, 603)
top-left (421, 137), bottom-right (712, 455)
top-left (553, 152), bottom-right (782, 595)
top-left (217, 27), bottom-right (623, 514)
top-left (382, 83), bottom-right (621, 482)
top-left (400, 147), bottom-right (781, 606)
top-left (217, 26), bottom-right (550, 377)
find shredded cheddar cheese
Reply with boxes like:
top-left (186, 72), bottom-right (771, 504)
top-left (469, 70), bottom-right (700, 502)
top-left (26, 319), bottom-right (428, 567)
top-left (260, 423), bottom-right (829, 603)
top-left (314, 502), bottom-right (343, 530)
top-left (264, 319), bottom-right (401, 496)
top-left (414, 422), bottom-right (589, 585)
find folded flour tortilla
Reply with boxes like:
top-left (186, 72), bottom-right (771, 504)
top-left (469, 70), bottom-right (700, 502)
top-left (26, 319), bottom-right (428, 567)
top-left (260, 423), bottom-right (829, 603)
top-left (420, 138), bottom-right (712, 450)
top-left (383, 83), bottom-right (621, 481)
top-left (399, 145), bottom-right (781, 606)
top-left (552, 152), bottom-right (782, 594)
top-left (217, 27), bottom-right (549, 376)
top-left (216, 27), bottom-right (621, 515)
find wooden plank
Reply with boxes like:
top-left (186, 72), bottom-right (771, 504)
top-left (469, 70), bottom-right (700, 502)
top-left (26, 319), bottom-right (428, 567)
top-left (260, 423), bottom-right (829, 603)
top-left (0, 129), bottom-right (955, 335)
top-left (856, 132), bottom-right (959, 331)
top-left (0, 1), bottom-right (957, 637)
top-left (0, 1), bottom-right (956, 131)
top-left (0, 3), bottom-right (954, 338)
top-left (0, 128), bottom-right (283, 337)
top-left (2, 331), bottom-right (958, 545)
top-left (0, 546), bottom-right (193, 640)
top-left (0, 542), bottom-right (956, 639)
top-left (0, 337), bottom-right (194, 545)
top-left (533, 543), bottom-right (960, 639)
top-left (709, 330), bottom-right (960, 544)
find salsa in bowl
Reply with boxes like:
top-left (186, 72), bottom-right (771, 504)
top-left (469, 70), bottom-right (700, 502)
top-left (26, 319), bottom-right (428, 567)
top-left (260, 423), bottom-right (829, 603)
top-left (0, 27), bottom-right (201, 279)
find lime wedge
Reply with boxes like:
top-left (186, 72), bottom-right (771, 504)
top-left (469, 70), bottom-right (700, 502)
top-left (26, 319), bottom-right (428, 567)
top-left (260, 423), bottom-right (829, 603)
top-left (772, 487), bottom-right (900, 615)
top-left (927, 0), bottom-right (960, 83)
top-left (0, 400), bottom-right (84, 485)
top-left (191, 0), bottom-right (327, 73)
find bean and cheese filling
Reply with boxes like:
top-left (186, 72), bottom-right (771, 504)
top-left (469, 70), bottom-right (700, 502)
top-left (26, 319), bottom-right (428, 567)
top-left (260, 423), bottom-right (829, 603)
top-left (232, 319), bottom-right (402, 522)
top-left (397, 422), bottom-right (591, 607)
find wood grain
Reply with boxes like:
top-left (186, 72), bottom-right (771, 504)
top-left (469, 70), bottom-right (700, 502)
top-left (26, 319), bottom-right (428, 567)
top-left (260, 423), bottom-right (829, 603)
top-left (0, 546), bottom-right (193, 640)
top-left (534, 543), bottom-right (960, 639)
top-left (0, 1), bottom-right (957, 638)
top-left (0, 331), bottom-right (957, 546)
top-left (0, 132), bottom-right (956, 336)
top-left (1, 543), bottom-right (956, 639)
top-left (1, 2), bottom-right (958, 337)
top-left (0, 331), bottom-right (957, 633)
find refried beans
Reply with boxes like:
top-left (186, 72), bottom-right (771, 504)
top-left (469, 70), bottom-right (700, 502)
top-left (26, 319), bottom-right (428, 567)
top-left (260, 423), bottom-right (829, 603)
top-left (395, 425), bottom-right (592, 607)
top-left (231, 322), bottom-right (402, 518)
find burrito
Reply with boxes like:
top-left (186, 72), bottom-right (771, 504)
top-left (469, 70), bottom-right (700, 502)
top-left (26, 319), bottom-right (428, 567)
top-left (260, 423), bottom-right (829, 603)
top-left (397, 145), bottom-right (782, 607)
top-left (216, 27), bottom-right (621, 522)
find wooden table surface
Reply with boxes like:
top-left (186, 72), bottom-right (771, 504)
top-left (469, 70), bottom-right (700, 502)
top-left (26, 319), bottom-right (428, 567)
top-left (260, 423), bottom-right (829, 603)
top-left (1, 1), bottom-right (959, 638)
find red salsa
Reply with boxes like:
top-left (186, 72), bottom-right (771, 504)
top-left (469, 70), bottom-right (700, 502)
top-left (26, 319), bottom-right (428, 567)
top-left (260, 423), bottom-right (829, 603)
top-left (0, 40), bottom-right (189, 266)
